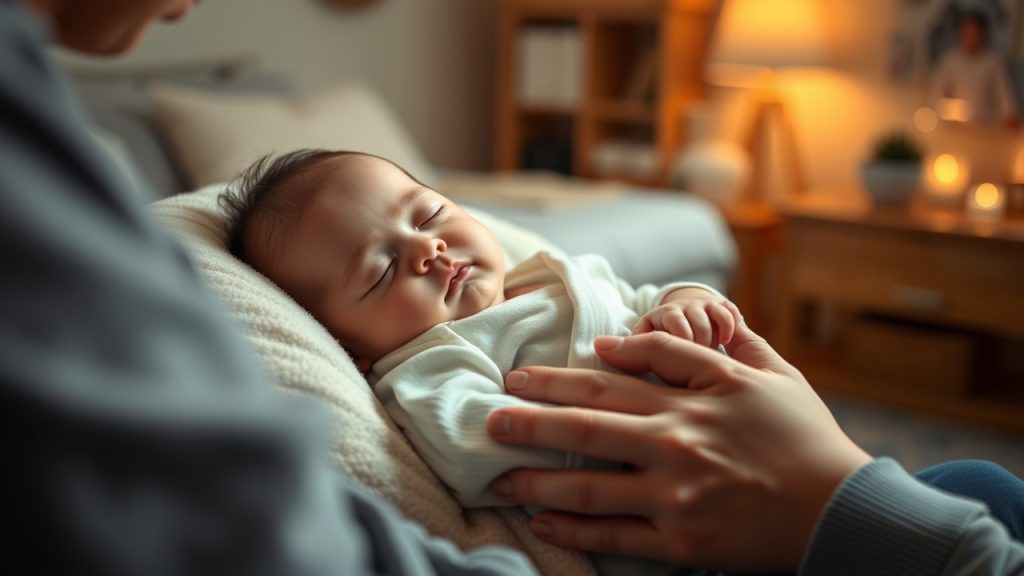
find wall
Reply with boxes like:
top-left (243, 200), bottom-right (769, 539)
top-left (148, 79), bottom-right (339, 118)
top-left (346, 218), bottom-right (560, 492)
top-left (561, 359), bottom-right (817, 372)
top-left (56, 0), bottom-right (1017, 189)
top-left (57, 0), bottom-right (498, 171)
top-left (714, 0), bottom-right (1022, 195)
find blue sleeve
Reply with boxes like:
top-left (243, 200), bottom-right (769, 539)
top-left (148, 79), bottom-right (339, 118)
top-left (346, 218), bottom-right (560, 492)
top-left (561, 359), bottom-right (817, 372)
top-left (0, 2), bottom-right (533, 574)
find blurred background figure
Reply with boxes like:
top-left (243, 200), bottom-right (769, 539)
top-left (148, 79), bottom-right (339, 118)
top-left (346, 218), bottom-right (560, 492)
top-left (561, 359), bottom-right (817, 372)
top-left (930, 8), bottom-right (1019, 129)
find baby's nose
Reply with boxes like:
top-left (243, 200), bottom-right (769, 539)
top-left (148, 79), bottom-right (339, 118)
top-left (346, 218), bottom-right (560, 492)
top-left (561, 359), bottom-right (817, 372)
top-left (410, 236), bottom-right (448, 274)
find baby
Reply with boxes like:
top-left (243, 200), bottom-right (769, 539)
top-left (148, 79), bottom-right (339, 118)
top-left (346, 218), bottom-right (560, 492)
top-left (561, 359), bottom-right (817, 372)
top-left (220, 149), bottom-right (741, 507)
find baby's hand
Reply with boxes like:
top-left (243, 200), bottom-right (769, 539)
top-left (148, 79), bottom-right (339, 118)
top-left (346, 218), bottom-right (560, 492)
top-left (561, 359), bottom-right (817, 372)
top-left (632, 290), bottom-right (743, 348)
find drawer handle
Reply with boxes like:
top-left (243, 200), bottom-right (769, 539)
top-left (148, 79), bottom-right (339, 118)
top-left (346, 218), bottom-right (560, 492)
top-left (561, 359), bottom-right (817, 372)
top-left (891, 285), bottom-right (947, 310)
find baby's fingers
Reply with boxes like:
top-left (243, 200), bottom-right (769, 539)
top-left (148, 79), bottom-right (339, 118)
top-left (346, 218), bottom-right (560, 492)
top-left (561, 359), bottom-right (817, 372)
top-left (683, 307), bottom-right (714, 347)
top-left (707, 303), bottom-right (737, 345)
top-left (632, 316), bottom-right (655, 335)
top-left (662, 310), bottom-right (694, 341)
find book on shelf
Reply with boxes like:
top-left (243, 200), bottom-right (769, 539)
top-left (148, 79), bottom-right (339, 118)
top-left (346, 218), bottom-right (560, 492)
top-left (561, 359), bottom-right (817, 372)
top-left (517, 26), bottom-right (581, 108)
top-left (623, 46), bottom-right (657, 103)
top-left (591, 139), bottom-right (658, 180)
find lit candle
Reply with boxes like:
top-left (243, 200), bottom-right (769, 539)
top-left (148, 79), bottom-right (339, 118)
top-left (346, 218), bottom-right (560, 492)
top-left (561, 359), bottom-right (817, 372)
top-left (924, 153), bottom-right (970, 206)
top-left (966, 182), bottom-right (1006, 220)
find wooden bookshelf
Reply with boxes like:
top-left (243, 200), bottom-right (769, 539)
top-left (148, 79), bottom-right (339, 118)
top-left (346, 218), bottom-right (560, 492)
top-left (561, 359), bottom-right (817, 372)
top-left (495, 0), bottom-right (722, 186)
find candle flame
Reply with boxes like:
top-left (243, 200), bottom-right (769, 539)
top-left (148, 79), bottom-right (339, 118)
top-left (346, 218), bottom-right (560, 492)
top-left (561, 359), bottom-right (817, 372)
top-left (974, 183), bottom-right (1000, 209)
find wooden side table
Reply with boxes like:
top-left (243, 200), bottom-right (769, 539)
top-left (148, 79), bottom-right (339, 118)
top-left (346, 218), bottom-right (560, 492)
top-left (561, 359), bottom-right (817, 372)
top-left (720, 201), bottom-right (784, 340)
top-left (777, 191), bottom-right (1024, 433)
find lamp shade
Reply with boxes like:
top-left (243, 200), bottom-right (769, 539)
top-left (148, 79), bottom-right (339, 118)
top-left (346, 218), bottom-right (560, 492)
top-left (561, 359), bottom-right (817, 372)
top-left (711, 0), bottom-right (828, 68)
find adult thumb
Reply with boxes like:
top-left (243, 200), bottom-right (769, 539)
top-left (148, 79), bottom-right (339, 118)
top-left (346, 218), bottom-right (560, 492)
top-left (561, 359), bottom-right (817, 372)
top-left (725, 321), bottom-right (802, 379)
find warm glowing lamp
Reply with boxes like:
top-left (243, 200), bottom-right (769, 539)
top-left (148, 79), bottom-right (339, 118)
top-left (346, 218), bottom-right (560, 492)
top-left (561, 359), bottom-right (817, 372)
top-left (708, 0), bottom-right (828, 202)
top-left (967, 182), bottom-right (1006, 219)
top-left (924, 153), bottom-right (970, 206)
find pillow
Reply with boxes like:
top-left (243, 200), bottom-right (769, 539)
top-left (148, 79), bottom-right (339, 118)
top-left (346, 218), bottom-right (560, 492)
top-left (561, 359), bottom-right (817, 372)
top-left (69, 65), bottom-right (293, 200)
top-left (150, 186), bottom-right (590, 576)
top-left (148, 82), bottom-right (440, 190)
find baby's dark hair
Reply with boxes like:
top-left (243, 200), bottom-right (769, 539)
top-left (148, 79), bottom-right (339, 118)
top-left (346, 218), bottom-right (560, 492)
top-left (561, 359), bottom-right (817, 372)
top-left (219, 148), bottom-right (339, 263)
top-left (219, 149), bottom-right (424, 265)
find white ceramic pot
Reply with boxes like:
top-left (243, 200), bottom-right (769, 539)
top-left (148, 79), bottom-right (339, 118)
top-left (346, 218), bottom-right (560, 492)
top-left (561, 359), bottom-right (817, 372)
top-left (860, 160), bottom-right (922, 207)
top-left (670, 106), bottom-right (750, 205)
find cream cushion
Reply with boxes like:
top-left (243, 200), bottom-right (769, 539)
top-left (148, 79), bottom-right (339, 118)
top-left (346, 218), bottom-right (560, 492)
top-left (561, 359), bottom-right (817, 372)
top-left (148, 82), bottom-right (439, 189)
top-left (151, 185), bottom-right (591, 576)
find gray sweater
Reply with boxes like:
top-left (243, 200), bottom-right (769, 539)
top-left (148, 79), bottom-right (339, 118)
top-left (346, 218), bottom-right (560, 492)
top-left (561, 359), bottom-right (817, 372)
top-left (803, 458), bottom-right (1024, 575)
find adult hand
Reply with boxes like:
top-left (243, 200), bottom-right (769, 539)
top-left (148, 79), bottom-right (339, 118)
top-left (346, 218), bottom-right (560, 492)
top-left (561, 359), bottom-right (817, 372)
top-left (486, 323), bottom-right (871, 572)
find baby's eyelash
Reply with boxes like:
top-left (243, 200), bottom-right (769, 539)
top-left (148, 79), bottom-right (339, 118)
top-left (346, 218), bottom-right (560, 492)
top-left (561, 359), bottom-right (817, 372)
top-left (418, 205), bottom-right (445, 228)
top-left (366, 257), bottom-right (394, 296)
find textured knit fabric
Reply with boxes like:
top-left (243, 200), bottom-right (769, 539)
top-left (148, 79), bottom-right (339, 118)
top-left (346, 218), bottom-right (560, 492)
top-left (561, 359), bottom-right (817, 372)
top-left (370, 251), bottom-right (718, 507)
top-left (801, 458), bottom-right (1024, 575)
top-left (0, 2), bottom-right (533, 574)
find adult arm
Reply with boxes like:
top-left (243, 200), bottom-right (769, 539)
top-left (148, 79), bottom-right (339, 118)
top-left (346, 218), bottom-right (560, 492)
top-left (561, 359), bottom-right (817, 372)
top-left (483, 323), bottom-right (1024, 574)
top-left (0, 3), bottom-right (531, 574)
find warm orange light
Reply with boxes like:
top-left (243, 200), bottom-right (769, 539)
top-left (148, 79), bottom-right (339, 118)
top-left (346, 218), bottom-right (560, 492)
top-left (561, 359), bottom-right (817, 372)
top-left (973, 183), bottom-right (1000, 209)
top-left (925, 153), bottom-right (970, 205)
top-left (913, 107), bottom-right (938, 133)
top-left (933, 154), bottom-right (960, 185)
top-left (711, 0), bottom-right (828, 69)
top-left (936, 98), bottom-right (973, 123)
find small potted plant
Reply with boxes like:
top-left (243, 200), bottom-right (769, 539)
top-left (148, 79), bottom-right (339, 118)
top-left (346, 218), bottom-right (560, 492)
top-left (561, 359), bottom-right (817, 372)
top-left (861, 131), bottom-right (923, 207)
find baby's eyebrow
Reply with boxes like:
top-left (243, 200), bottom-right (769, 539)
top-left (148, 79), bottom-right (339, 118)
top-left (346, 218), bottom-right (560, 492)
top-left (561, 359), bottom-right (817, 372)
top-left (391, 186), bottom-right (430, 217)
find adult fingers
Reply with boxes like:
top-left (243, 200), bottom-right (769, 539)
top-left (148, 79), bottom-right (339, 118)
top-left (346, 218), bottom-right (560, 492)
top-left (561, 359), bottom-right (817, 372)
top-left (723, 321), bottom-right (801, 379)
top-left (487, 404), bottom-right (658, 465)
top-left (593, 333), bottom-right (724, 388)
top-left (526, 513), bottom-right (666, 560)
top-left (490, 469), bottom-right (655, 516)
top-left (503, 366), bottom-right (669, 415)
top-left (724, 300), bottom-right (744, 327)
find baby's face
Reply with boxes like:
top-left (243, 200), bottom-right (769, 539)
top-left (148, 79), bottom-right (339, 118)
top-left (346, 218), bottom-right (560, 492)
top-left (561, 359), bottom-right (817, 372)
top-left (262, 155), bottom-right (505, 365)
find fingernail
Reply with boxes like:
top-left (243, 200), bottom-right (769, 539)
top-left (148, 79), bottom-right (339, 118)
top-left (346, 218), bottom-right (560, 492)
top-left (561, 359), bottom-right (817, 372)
top-left (489, 413), bottom-right (510, 436)
top-left (594, 335), bottom-right (623, 351)
top-left (492, 477), bottom-right (511, 497)
top-left (532, 520), bottom-right (554, 538)
top-left (506, 370), bottom-right (528, 392)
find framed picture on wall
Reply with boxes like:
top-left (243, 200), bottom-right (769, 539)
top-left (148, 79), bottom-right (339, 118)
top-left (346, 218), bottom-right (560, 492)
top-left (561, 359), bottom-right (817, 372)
top-left (889, 0), bottom-right (1021, 81)
top-left (890, 0), bottom-right (1023, 126)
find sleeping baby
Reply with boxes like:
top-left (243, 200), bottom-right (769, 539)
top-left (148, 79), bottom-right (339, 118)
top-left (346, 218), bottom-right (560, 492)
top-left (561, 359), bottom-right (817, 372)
top-left (219, 149), bottom-right (739, 568)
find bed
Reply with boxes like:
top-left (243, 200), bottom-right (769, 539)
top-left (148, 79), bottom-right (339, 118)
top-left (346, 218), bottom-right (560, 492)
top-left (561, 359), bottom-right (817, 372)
top-left (67, 60), bottom-right (737, 575)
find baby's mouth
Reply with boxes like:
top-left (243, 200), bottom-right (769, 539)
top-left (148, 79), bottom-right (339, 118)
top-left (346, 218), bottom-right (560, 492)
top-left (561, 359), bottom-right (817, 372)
top-left (445, 264), bottom-right (472, 301)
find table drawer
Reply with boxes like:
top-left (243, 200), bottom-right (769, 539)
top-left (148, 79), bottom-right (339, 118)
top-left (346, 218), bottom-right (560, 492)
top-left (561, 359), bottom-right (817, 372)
top-left (787, 221), bottom-right (1024, 335)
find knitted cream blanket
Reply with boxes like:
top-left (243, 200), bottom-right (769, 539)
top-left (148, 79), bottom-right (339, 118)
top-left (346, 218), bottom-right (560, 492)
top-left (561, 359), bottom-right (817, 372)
top-left (152, 185), bottom-right (593, 576)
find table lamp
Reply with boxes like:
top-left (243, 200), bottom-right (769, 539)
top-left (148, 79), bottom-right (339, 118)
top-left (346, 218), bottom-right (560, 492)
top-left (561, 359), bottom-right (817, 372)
top-left (708, 0), bottom-right (828, 203)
